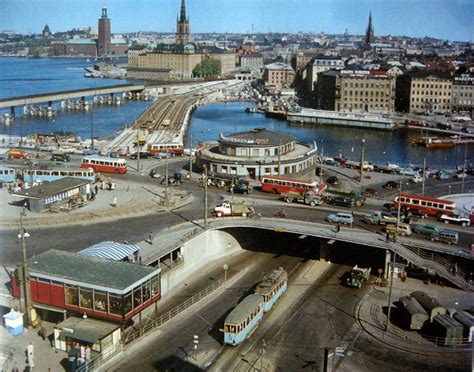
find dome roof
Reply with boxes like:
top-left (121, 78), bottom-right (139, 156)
top-left (219, 128), bottom-right (295, 147)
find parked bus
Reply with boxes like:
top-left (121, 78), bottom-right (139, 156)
top-left (261, 176), bottom-right (327, 195)
top-left (148, 143), bottom-right (184, 157)
top-left (23, 167), bottom-right (95, 183)
top-left (394, 193), bottom-right (456, 218)
top-left (0, 166), bottom-right (17, 183)
top-left (81, 156), bottom-right (127, 174)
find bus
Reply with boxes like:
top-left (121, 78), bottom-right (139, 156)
top-left (23, 167), bottom-right (95, 184)
top-left (254, 269), bottom-right (288, 312)
top-left (0, 166), bottom-right (17, 183)
top-left (223, 294), bottom-right (264, 346)
top-left (393, 193), bottom-right (456, 218)
top-left (148, 143), bottom-right (184, 157)
top-left (81, 156), bottom-right (127, 174)
top-left (261, 176), bottom-right (327, 195)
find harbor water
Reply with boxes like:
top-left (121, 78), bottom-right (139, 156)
top-left (1, 58), bottom-right (472, 168)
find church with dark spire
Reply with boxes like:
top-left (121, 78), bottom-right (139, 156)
top-left (365, 11), bottom-right (374, 46)
top-left (176, 0), bottom-right (190, 45)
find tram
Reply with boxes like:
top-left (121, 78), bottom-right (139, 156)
top-left (254, 268), bottom-right (288, 312)
top-left (0, 166), bottom-right (17, 183)
top-left (81, 156), bottom-right (127, 174)
top-left (23, 167), bottom-right (95, 183)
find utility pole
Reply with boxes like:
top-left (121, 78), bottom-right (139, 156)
top-left (461, 144), bottom-right (467, 194)
top-left (189, 134), bottom-right (193, 180)
top-left (359, 138), bottom-right (365, 183)
top-left (165, 154), bottom-right (169, 204)
top-left (136, 130), bottom-right (140, 172)
top-left (204, 165), bottom-right (208, 228)
top-left (396, 181), bottom-right (402, 234)
top-left (386, 252), bottom-right (397, 332)
top-left (19, 205), bottom-right (31, 326)
top-left (90, 107), bottom-right (94, 149)
top-left (421, 157), bottom-right (426, 196)
top-left (277, 140), bottom-right (281, 176)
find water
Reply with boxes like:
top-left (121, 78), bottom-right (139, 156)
top-left (0, 57), bottom-right (152, 140)
top-left (1, 58), bottom-right (472, 168)
top-left (186, 102), bottom-right (473, 168)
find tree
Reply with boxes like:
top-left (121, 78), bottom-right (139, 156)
top-left (193, 58), bottom-right (221, 77)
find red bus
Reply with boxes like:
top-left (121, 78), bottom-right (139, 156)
top-left (148, 143), bottom-right (184, 156)
top-left (393, 193), bottom-right (456, 217)
top-left (261, 176), bottom-right (327, 195)
top-left (81, 156), bottom-right (127, 174)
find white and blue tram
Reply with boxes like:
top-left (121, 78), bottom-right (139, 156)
top-left (0, 166), bottom-right (17, 183)
top-left (22, 167), bottom-right (95, 183)
top-left (255, 268), bottom-right (288, 312)
top-left (223, 294), bottom-right (264, 346)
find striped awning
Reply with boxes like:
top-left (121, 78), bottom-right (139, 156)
top-left (79, 241), bottom-right (140, 261)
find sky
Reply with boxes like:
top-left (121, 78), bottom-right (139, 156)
top-left (2, 0), bottom-right (473, 41)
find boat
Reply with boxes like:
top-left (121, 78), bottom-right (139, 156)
top-left (413, 137), bottom-right (455, 149)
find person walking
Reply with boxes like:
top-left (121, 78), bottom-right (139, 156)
top-left (149, 231), bottom-right (155, 244)
top-left (111, 195), bottom-right (117, 207)
top-left (386, 232), bottom-right (390, 243)
top-left (336, 222), bottom-right (341, 233)
top-left (27, 342), bottom-right (34, 369)
top-left (94, 184), bottom-right (98, 195)
top-left (85, 345), bottom-right (91, 371)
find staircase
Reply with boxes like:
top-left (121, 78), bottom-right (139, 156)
top-left (390, 241), bottom-right (473, 291)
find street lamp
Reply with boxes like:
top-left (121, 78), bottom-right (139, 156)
top-left (359, 139), bottom-right (366, 183)
top-left (223, 264), bottom-right (228, 282)
top-left (18, 203), bottom-right (32, 326)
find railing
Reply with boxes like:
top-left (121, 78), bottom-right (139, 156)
top-left (124, 278), bottom-right (225, 345)
top-left (0, 345), bottom-right (15, 372)
top-left (76, 344), bottom-right (123, 372)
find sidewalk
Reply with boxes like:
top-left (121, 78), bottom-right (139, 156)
top-left (0, 178), bottom-right (194, 230)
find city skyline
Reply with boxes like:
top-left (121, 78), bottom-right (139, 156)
top-left (2, 0), bottom-right (473, 42)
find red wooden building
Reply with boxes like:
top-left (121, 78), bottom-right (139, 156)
top-left (12, 249), bottom-right (161, 322)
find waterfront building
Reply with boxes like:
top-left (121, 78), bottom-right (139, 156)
top-left (305, 56), bottom-right (344, 94)
top-left (316, 69), bottom-right (395, 114)
top-left (263, 63), bottom-right (296, 91)
top-left (451, 73), bottom-right (474, 115)
top-left (176, 0), bottom-right (191, 45)
top-left (365, 12), bottom-right (374, 47)
top-left (395, 70), bottom-right (452, 114)
top-left (196, 128), bottom-right (318, 180)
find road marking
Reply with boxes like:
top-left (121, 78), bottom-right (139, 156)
top-left (194, 311), bottom-right (213, 326)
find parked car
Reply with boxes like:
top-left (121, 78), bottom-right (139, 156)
top-left (410, 174), bottom-right (423, 183)
top-left (383, 181), bottom-right (398, 189)
top-left (454, 172), bottom-right (467, 179)
top-left (326, 212), bottom-right (354, 225)
top-left (129, 151), bottom-right (149, 159)
top-left (439, 214), bottom-right (470, 227)
top-left (50, 152), bottom-right (70, 162)
top-left (413, 223), bottom-right (442, 236)
top-left (429, 230), bottom-right (459, 245)
top-left (437, 171), bottom-right (450, 180)
top-left (398, 167), bottom-right (418, 176)
top-left (327, 196), bottom-right (354, 208)
top-left (82, 149), bottom-right (99, 156)
top-left (406, 209), bottom-right (428, 219)
top-left (154, 152), bottom-right (170, 159)
top-left (326, 176), bottom-right (339, 185)
top-left (323, 158), bottom-right (339, 166)
top-left (149, 169), bottom-right (161, 179)
top-left (383, 202), bottom-right (394, 211)
top-left (229, 183), bottom-right (253, 194)
top-left (385, 223), bottom-right (412, 236)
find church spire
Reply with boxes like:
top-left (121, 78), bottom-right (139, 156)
top-left (179, 0), bottom-right (187, 22)
top-left (365, 11), bottom-right (374, 46)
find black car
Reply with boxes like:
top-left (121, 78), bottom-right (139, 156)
top-left (326, 176), bottom-right (339, 185)
top-left (229, 183), bottom-right (253, 194)
top-left (50, 153), bottom-right (70, 162)
top-left (383, 181), bottom-right (398, 189)
top-left (327, 196), bottom-right (353, 208)
top-left (406, 209), bottom-right (428, 219)
top-left (129, 151), bottom-right (149, 159)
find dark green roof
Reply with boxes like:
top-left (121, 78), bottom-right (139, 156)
top-left (57, 316), bottom-right (119, 344)
top-left (28, 249), bottom-right (160, 293)
top-left (12, 177), bottom-right (90, 200)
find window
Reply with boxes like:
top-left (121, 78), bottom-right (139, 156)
top-left (79, 288), bottom-right (93, 309)
top-left (65, 285), bottom-right (78, 306)
top-left (151, 275), bottom-right (160, 297)
top-left (94, 290), bottom-right (108, 312)
top-left (143, 282), bottom-right (151, 303)
top-left (109, 294), bottom-right (122, 315)
top-left (253, 149), bottom-right (259, 157)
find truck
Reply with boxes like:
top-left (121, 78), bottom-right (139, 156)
top-left (344, 265), bottom-right (371, 288)
top-left (345, 160), bottom-right (374, 171)
top-left (214, 200), bottom-right (253, 217)
top-left (281, 190), bottom-right (322, 207)
top-left (364, 211), bottom-right (398, 225)
top-left (323, 189), bottom-right (366, 207)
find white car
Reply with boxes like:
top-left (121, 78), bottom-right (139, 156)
top-left (410, 174), bottom-right (423, 183)
top-left (454, 172), bottom-right (467, 179)
top-left (439, 214), bottom-right (470, 227)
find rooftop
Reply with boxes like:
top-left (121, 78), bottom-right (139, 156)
top-left (225, 294), bottom-right (263, 325)
top-left (27, 249), bottom-right (160, 293)
top-left (219, 129), bottom-right (295, 147)
top-left (12, 177), bottom-right (91, 200)
top-left (67, 39), bottom-right (97, 45)
top-left (56, 316), bottom-right (119, 344)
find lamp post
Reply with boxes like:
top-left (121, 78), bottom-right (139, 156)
top-left (223, 264), bottom-right (228, 282)
top-left (189, 134), bottom-right (193, 180)
top-left (204, 165), bottom-right (208, 228)
top-left (19, 204), bottom-right (31, 326)
top-left (359, 139), bottom-right (366, 183)
top-left (396, 181), bottom-right (402, 235)
top-left (421, 157), bottom-right (426, 196)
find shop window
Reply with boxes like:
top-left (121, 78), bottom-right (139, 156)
top-left (109, 294), bottom-right (122, 315)
top-left (143, 282), bottom-right (151, 303)
top-left (94, 290), bottom-right (108, 312)
top-left (65, 285), bottom-right (78, 307)
top-left (151, 275), bottom-right (160, 297)
top-left (123, 292), bottom-right (132, 314)
top-left (134, 287), bottom-right (142, 308)
top-left (79, 288), bottom-right (93, 309)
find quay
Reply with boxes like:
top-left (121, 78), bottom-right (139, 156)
top-left (0, 83), bottom-right (146, 111)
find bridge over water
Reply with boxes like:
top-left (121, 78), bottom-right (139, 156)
top-left (141, 217), bottom-right (473, 291)
top-left (0, 83), bottom-right (146, 110)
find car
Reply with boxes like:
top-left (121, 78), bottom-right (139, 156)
top-left (454, 172), bottom-right (467, 179)
top-left (410, 174), bottom-right (423, 183)
top-left (437, 172), bottom-right (450, 180)
top-left (161, 176), bottom-right (180, 185)
top-left (439, 214), bottom-right (470, 227)
top-left (323, 158), bottom-right (339, 166)
top-left (154, 152), bottom-right (170, 159)
top-left (363, 188), bottom-right (377, 197)
top-left (406, 209), bottom-right (427, 219)
top-left (149, 169), bottom-right (161, 179)
top-left (129, 151), bottom-right (149, 159)
top-left (398, 167), bottom-right (418, 176)
top-left (413, 223), bottom-right (442, 236)
top-left (229, 183), bottom-right (253, 194)
top-left (326, 176), bottom-right (339, 185)
top-left (83, 149), bottom-right (99, 156)
top-left (383, 202), bottom-right (394, 211)
top-left (429, 230), bottom-right (459, 245)
top-left (326, 212), bottom-right (354, 225)
top-left (106, 152), bottom-right (120, 158)
top-left (39, 144), bottom-right (56, 152)
top-left (327, 196), bottom-right (354, 208)
top-left (50, 152), bottom-right (70, 162)
top-left (383, 181), bottom-right (398, 189)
